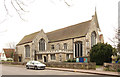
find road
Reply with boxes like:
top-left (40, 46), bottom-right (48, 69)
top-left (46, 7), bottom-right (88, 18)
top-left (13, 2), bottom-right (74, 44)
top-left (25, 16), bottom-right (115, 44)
top-left (1, 64), bottom-right (113, 77)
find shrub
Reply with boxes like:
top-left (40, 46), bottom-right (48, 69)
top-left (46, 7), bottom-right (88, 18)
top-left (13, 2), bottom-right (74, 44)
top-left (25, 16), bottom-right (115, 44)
top-left (67, 59), bottom-right (71, 62)
top-left (118, 60), bottom-right (120, 64)
top-left (66, 59), bottom-right (76, 62)
top-left (90, 43), bottom-right (113, 65)
top-left (7, 58), bottom-right (13, 62)
top-left (71, 59), bottom-right (76, 62)
top-left (117, 68), bottom-right (120, 72)
top-left (1, 60), bottom-right (5, 62)
top-left (117, 56), bottom-right (120, 60)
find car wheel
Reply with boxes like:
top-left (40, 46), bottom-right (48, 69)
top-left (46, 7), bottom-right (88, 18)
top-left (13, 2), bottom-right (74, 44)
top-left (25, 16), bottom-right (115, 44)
top-left (26, 65), bottom-right (29, 69)
top-left (43, 67), bottom-right (45, 70)
top-left (34, 66), bottom-right (38, 70)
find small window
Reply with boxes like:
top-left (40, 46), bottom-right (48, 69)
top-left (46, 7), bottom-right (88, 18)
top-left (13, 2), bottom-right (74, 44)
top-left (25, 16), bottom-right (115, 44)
top-left (64, 43), bottom-right (67, 50)
top-left (56, 43), bottom-right (60, 50)
top-left (38, 54), bottom-right (42, 60)
top-left (86, 42), bottom-right (89, 47)
top-left (91, 31), bottom-right (96, 47)
top-left (50, 54), bottom-right (55, 60)
top-left (51, 45), bottom-right (54, 50)
top-left (66, 54), bottom-right (69, 60)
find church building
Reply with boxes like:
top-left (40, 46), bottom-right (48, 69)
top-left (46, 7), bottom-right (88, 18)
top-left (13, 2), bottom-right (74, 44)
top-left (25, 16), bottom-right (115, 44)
top-left (16, 11), bottom-right (104, 62)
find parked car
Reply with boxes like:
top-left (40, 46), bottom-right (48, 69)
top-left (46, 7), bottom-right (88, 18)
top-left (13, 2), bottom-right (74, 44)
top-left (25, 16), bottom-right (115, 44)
top-left (26, 61), bottom-right (46, 70)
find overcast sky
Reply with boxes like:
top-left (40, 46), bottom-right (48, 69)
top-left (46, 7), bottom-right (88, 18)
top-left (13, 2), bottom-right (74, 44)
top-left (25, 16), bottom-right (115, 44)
top-left (0, 0), bottom-right (119, 52)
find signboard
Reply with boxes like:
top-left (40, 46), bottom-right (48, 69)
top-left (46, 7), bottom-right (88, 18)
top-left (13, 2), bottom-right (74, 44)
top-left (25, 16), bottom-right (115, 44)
top-left (79, 58), bottom-right (84, 63)
top-left (76, 57), bottom-right (88, 63)
top-left (76, 58), bottom-right (79, 62)
top-left (84, 58), bottom-right (88, 63)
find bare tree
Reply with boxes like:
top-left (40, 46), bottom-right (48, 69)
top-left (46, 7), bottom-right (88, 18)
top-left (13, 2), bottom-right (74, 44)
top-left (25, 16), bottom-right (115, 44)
top-left (106, 27), bottom-right (120, 56)
top-left (2, 0), bottom-right (71, 21)
top-left (6, 42), bottom-right (16, 49)
top-left (0, 0), bottom-right (71, 34)
top-left (107, 28), bottom-right (118, 48)
top-left (3, 0), bottom-right (30, 20)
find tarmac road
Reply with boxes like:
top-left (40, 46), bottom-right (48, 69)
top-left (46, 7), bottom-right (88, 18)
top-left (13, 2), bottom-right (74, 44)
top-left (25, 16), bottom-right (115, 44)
top-left (1, 64), bottom-right (113, 77)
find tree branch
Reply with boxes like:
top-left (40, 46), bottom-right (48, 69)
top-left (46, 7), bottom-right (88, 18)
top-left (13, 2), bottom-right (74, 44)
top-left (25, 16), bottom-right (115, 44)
top-left (15, 0), bottom-right (28, 12)
top-left (4, 0), bottom-right (9, 15)
top-left (11, 0), bottom-right (25, 20)
top-left (64, 0), bottom-right (70, 6)
top-left (18, 0), bottom-right (27, 6)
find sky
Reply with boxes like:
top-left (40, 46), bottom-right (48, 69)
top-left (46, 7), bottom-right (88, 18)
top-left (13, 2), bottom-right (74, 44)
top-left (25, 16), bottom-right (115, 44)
top-left (0, 0), bottom-right (119, 52)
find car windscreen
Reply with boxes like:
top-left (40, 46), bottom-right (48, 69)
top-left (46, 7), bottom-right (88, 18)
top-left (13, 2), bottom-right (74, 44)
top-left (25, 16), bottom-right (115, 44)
top-left (34, 62), bottom-right (41, 64)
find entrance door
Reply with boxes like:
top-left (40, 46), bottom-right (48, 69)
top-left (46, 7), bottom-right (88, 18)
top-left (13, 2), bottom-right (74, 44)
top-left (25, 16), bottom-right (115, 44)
top-left (18, 56), bottom-right (22, 62)
top-left (44, 56), bottom-right (47, 62)
top-left (75, 41), bottom-right (83, 57)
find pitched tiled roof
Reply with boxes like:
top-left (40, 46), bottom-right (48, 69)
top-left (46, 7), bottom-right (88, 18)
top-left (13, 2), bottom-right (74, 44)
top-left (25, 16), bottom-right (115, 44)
top-left (46, 20), bottom-right (91, 42)
top-left (3, 49), bottom-right (15, 58)
top-left (17, 20), bottom-right (91, 45)
top-left (17, 31), bottom-right (40, 45)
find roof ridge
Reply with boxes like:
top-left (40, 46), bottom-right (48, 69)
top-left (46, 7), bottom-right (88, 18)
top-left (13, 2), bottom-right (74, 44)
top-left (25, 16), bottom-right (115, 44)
top-left (17, 19), bottom-right (92, 45)
top-left (46, 20), bottom-right (91, 34)
top-left (25, 31), bottom-right (40, 36)
top-left (3, 48), bottom-right (15, 50)
top-left (21, 20), bottom-right (91, 37)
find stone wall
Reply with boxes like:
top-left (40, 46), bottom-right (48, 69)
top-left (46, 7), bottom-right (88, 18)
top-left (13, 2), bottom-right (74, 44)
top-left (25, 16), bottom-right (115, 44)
top-left (44, 62), bottom-right (96, 70)
top-left (1, 61), bottom-right (96, 70)
top-left (16, 42), bottom-right (33, 62)
top-left (1, 61), bottom-right (27, 65)
top-left (104, 63), bottom-right (120, 72)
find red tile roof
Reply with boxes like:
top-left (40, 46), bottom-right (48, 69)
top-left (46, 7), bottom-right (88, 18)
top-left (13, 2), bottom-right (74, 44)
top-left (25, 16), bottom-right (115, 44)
top-left (3, 48), bottom-right (15, 58)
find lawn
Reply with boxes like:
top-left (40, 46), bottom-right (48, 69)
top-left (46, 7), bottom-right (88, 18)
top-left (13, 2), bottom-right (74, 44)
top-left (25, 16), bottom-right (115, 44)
top-left (96, 65), bottom-right (103, 68)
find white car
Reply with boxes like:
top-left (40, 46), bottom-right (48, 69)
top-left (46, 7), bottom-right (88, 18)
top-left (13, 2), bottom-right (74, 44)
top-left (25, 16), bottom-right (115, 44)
top-left (26, 61), bottom-right (46, 70)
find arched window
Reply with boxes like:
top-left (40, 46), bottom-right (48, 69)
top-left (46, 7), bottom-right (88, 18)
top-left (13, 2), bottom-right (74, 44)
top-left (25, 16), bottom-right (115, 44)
top-left (25, 45), bottom-right (30, 57)
top-left (91, 31), bottom-right (96, 47)
top-left (39, 38), bottom-right (45, 51)
top-left (64, 43), bottom-right (67, 50)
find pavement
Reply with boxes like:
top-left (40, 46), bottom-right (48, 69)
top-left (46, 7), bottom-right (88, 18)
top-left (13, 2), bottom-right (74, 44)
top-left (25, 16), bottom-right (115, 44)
top-left (46, 67), bottom-right (120, 76)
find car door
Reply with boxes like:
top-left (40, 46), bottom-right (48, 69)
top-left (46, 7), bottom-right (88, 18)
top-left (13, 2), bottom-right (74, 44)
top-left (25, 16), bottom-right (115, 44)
top-left (29, 62), bottom-right (34, 68)
top-left (31, 62), bottom-right (35, 68)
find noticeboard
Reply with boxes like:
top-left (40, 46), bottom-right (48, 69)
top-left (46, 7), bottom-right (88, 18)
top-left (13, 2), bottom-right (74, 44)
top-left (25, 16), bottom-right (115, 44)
top-left (84, 58), bottom-right (88, 63)
top-left (76, 57), bottom-right (88, 63)
top-left (79, 58), bottom-right (84, 63)
top-left (76, 58), bottom-right (79, 62)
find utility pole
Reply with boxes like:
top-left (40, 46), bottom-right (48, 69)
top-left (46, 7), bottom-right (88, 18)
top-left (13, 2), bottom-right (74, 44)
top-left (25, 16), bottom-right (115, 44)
top-left (118, 1), bottom-right (120, 55)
